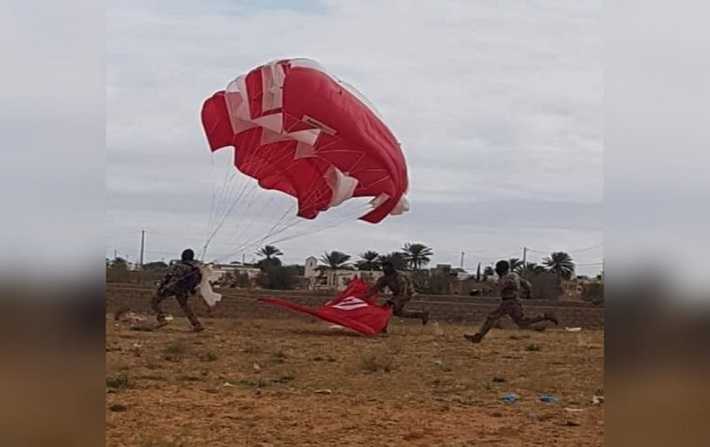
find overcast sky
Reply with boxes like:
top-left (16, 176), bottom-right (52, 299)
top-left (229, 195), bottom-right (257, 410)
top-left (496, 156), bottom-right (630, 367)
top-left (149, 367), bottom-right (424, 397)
top-left (106, 0), bottom-right (603, 275)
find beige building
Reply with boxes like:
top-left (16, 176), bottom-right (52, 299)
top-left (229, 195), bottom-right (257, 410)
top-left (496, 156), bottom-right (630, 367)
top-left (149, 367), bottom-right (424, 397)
top-left (304, 257), bottom-right (383, 291)
top-left (212, 263), bottom-right (261, 281)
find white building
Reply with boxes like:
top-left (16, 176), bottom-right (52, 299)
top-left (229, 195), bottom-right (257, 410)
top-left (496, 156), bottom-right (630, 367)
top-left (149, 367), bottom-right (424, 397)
top-left (304, 256), bottom-right (319, 279)
top-left (304, 257), bottom-right (383, 291)
top-left (211, 263), bottom-right (261, 280)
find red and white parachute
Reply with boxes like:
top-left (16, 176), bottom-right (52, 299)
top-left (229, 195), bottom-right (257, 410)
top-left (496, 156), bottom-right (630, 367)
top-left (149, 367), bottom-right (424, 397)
top-left (260, 278), bottom-right (392, 336)
top-left (201, 58), bottom-right (409, 226)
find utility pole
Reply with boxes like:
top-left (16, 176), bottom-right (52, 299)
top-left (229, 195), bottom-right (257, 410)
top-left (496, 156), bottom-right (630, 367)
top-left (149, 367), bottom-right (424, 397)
top-left (139, 230), bottom-right (146, 269)
top-left (114, 249), bottom-right (117, 259)
top-left (522, 247), bottom-right (527, 266)
top-left (460, 251), bottom-right (465, 269)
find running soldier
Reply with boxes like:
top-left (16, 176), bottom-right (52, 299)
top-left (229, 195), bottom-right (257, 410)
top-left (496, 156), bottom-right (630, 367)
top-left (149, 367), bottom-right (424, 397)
top-left (365, 261), bottom-right (429, 325)
top-left (465, 260), bottom-right (558, 343)
top-left (152, 248), bottom-right (205, 332)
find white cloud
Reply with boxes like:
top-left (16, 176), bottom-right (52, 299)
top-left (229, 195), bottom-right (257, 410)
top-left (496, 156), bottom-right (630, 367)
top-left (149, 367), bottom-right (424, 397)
top-left (107, 0), bottom-right (603, 274)
top-left (1, 1), bottom-right (105, 276)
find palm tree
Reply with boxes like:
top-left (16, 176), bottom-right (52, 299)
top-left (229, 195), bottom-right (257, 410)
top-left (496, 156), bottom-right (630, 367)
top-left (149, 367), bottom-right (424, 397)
top-left (482, 265), bottom-right (495, 280)
top-left (402, 243), bottom-right (434, 271)
top-left (256, 245), bottom-right (283, 270)
top-left (320, 251), bottom-right (351, 270)
top-left (357, 250), bottom-right (380, 271)
top-left (509, 257), bottom-right (524, 274)
top-left (543, 252), bottom-right (575, 280)
top-left (257, 245), bottom-right (283, 260)
top-left (378, 252), bottom-right (408, 271)
top-left (521, 262), bottom-right (546, 275)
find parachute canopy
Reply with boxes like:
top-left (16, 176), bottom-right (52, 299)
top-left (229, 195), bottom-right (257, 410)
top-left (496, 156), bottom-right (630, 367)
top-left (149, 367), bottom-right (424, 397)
top-left (259, 278), bottom-right (392, 336)
top-left (201, 58), bottom-right (409, 224)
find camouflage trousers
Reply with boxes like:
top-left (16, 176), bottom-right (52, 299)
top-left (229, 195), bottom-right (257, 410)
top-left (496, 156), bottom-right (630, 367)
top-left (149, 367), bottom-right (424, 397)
top-left (151, 289), bottom-right (203, 330)
top-left (476, 299), bottom-right (547, 339)
top-left (386, 295), bottom-right (427, 320)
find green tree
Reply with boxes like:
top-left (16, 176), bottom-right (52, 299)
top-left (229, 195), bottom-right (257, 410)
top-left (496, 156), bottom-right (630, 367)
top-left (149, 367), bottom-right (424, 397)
top-left (356, 250), bottom-right (380, 271)
top-left (509, 258), bottom-right (524, 274)
top-left (257, 245), bottom-right (283, 260)
top-left (287, 264), bottom-right (305, 276)
top-left (521, 262), bottom-right (546, 276)
top-left (256, 266), bottom-right (295, 290)
top-left (543, 252), bottom-right (575, 280)
top-left (143, 261), bottom-right (168, 271)
top-left (378, 252), bottom-right (408, 270)
top-left (111, 257), bottom-right (128, 270)
top-left (402, 243), bottom-right (434, 271)
top-left (106, 257), bottom-right (129, 283)
top-left (256, 245), bottom-right (283, 271)
top-left (320, 251), bottom-right (351, 270)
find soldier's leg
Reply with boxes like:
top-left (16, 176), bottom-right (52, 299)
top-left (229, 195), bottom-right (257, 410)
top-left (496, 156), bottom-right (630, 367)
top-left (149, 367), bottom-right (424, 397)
top-left (508, 301), bottom-right (552, 328)
top-left (466, 304), bottom-right (506, 343)
top-left (175, 293), bottom-right (204, 331)
top-left (479, 305), bottom-right (506, 337)
top-left (392, 297), bottom-right (428, 323)
top-left (151, 292), bottom-right (168, 323)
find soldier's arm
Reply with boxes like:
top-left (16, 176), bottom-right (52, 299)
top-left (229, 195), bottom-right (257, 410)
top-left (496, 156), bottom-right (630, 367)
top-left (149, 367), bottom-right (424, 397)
top-left (365, 276), bottom-right (386, 298)
top-left (157, 267), bottom-right (174, 289)
top-left (159, 264), bottom-right (183, 290)
top-left (520, 278), bottom-right (532, 298)
top-left (190, 265), bottom-right (203, 293)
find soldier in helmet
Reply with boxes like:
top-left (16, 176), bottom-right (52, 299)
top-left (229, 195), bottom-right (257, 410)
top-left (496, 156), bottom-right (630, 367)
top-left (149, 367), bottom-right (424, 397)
top-left (152, 248), bottom-right (205, 332)
top-left (465, 260), bottom-right (558, 343)
top-left (365, 261), bottom-right (429, 325)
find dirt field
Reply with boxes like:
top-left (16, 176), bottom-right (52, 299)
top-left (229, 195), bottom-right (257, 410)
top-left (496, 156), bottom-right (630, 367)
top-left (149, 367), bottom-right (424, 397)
top-left (106, 315), bottom-right (604, 447)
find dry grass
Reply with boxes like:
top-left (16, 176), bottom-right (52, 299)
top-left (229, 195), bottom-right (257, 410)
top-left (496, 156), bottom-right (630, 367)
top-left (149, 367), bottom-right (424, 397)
top-left (360, 351), bottom-right (396, 373)
top-left (199, 351), bottom-right (219, 362)
top-left (106, 317), bottom-right (604, 447)
top-left (106, 373), bottom-right (132, 391)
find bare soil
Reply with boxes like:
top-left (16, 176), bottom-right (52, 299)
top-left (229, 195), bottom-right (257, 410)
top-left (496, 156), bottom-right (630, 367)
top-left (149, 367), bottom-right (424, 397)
top-left (106, 315), bottom-right (603, 447)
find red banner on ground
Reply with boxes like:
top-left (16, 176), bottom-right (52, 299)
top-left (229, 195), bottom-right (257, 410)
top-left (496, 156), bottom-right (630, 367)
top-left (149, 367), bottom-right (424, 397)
top-left (259, 278), bottom-right (391, 336)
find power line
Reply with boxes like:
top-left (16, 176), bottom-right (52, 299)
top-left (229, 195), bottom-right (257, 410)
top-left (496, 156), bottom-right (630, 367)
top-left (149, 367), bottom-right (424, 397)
top-left (571, 243), bottom-right (604, 253)
top-left (526, 243), bottom-right (603, 255)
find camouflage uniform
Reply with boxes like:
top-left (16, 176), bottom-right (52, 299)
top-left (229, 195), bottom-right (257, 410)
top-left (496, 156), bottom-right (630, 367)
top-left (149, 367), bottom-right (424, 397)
top-left (473, 272), bottom-right (554, 339)
top-left (372, 272), bottom-right (428, 321)
top-left (151, 260), bottom-right (204, 330)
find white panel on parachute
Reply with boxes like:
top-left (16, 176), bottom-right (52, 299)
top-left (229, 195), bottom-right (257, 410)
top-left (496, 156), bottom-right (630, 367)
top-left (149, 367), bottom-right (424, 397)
top-left (326, 166), bottom-right (359, 208)
top-left (197, 264), bottom-right (222, 308)
top-left (390, 195), bottom-right (410, 215)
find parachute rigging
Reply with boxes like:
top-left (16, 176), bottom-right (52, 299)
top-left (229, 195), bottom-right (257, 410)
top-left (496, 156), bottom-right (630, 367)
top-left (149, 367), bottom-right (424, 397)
top-left (199, 58), bottom-right (410, 262)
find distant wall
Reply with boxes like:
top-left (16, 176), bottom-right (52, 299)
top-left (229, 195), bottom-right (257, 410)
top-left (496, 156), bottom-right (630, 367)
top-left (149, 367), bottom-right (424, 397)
top-left (106, 269), bottom-right (163, 285)
top-left (107, 269), bottom-right (567, 301)
top-left (106, 283), bottom-right (604, 328)
top-left (527, 272), bottom-right (564, 300)
top-left (430, 272), bottom-right (563, 301)
top-left (581, 282), bottom-right (604, 304)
